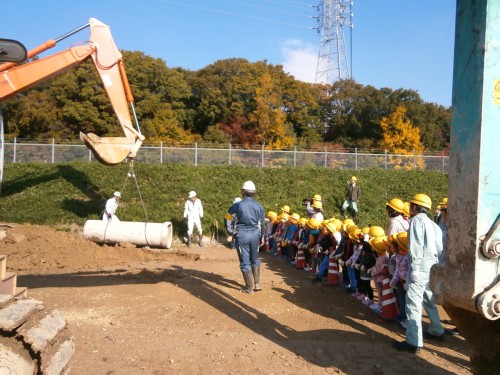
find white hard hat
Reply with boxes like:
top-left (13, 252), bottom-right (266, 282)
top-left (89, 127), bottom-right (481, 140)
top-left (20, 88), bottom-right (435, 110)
top-left (188, 191), bottom-right (197, 198)
top-left (114, 191), bottom-right (121, 198)
top-left (233, 197), bottom-right (242, 204)
top-left (242, 181), bottom-right (256, 192)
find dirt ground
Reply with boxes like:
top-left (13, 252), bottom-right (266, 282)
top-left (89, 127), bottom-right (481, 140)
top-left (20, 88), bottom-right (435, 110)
top-left (1, 223), bottom-right (472, 375)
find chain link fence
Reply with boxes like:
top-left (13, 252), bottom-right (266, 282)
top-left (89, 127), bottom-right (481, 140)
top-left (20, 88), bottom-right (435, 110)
top-left (2, 139), bottom-right (450, 172)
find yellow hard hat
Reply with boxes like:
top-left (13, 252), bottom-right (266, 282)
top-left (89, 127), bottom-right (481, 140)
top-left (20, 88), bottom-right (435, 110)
top-left (351, 176), bottom-right (357, 181)
top-left (331, 218), bottom-right (342, 232)
top-left (439, 197), bottom-right (448, 209)
top-left (299, 217), bottom-right (308, 226)
top-left (349, 228), bottom-right (362, 242)
top-left (278, 213), bottom-right (289, 222)
top-left (311, 200), bottom-right (323, 209)
top-left (307, 217), bottom-right (321, 229)
top-left (410, 193), bottom-right (432, 210)
top-left (369, 237), bottom-right (388, 254)
top-left (403, 202), bottom-right (410, 217)
top-left (383, 235), bottom-right (393, 246)
top-left (281, 205), bottom-right (291, 213)
top-left (342, 218), bottom-right (355, 231)
top-left (386, 198), bottom-right (405, 214)
top-left (395, 232), bottom-right (409, 254)
top-left (291, 213), bottom-right (301, 222)
top-left (320, 219), bottom-right (330, 229)
top-left (346, 224), bottom-right (358, 234)
top-left (361, 226), bottom-right (370, 235)
top-left (312, 194), bottom-right (322, 202)
top-left (369, 225), bottom-right (385, 238)
top-left (325, 221), bottom-right (337, 234)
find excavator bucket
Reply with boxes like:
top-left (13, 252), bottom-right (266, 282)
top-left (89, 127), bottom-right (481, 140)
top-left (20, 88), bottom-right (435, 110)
top-left (80, 132), bottom-right (143, 166)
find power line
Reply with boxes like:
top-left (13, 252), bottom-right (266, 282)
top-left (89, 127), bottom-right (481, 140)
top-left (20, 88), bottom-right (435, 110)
top-left (228, 0), bottom-right (311, 17)
top-left (261, 0), bottom-right (313, 11)
top-left (157, 0), bottom-right (311, 29)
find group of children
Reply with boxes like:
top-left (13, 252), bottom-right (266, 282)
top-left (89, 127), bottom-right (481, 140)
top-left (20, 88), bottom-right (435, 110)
top-left (262, 194), bottom-right (447, 327)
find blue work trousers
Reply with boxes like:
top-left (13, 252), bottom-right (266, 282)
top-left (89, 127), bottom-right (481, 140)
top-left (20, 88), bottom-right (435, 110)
top-left (236, 230), bottom-right (261, 273)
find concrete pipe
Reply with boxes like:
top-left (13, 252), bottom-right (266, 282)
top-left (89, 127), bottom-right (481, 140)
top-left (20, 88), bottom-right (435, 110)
top-left (83, 220), bottom-right (173, 249)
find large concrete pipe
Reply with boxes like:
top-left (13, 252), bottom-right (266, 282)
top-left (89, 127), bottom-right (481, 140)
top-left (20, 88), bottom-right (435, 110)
top-left (83, 220), bottom-right (172, 249)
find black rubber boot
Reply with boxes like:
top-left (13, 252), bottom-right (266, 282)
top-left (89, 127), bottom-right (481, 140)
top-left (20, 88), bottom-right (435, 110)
top-left (188, 235), bottom-right (193, 248)
top-left (199, 234), bottom-right (204, 247)
top-left (252, 266), bottom-right (262, 291)
top-left (240, 271), bottom-right (254, 294)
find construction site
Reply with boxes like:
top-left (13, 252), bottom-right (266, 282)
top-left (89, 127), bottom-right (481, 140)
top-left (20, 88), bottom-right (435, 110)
top-left (0, 1), bottom-right (499, 374)
top-left (1, 223), bottom-right (472, 374)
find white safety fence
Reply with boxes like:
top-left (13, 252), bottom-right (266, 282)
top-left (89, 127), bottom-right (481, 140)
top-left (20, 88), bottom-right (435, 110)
top-left (2, 139), bottom-right (450, 172)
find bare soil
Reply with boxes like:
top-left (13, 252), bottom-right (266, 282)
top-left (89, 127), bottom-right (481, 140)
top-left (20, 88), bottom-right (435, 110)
top-left (1, 223), bottom-right (472, 375)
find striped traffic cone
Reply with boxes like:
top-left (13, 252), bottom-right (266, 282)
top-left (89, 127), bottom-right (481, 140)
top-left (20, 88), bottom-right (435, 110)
top-left (326, 255), bottom-right (340, 286)
top-left (264, 236), bottom-right (270, 252)
top-left (379, 276), bottom-right (399, 320)
top-left (296, 244), bottom-right (306, 269)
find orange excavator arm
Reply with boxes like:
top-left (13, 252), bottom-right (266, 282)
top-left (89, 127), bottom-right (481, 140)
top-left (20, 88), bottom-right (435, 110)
top-left (0, 18), bottom-right (145, 166)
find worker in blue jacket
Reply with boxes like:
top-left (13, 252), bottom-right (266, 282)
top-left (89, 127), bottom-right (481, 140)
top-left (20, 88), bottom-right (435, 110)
top-left (228, 181), bottom-right (265, 294)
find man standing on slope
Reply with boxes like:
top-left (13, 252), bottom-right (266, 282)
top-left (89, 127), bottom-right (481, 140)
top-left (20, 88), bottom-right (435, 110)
top-left (228, 181), bottom-right (265, 294)
top-left (341, 176), bottom-right (361, 219)
top-left (184, 191), bottom-right (204, 248)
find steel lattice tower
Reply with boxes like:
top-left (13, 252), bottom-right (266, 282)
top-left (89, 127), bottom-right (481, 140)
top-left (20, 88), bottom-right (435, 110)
top-left (313, 0), bottom-right (353, 84)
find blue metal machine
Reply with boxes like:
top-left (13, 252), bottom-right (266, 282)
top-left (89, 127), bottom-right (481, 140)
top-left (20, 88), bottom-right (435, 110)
top-left (430, 1), bottom-right (500, 373)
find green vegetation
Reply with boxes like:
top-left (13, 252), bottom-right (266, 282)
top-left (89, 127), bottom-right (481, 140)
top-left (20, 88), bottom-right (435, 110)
top-left (0, 162), bottom-right (448, 237)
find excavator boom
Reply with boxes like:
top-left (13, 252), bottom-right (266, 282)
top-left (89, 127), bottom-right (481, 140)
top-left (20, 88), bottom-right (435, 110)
top-left (0, 18), bottom-right (144, 166)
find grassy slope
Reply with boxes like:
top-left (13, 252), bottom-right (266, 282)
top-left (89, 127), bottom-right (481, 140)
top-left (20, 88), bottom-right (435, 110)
top-left (0, 162), bottom-right (448, 236)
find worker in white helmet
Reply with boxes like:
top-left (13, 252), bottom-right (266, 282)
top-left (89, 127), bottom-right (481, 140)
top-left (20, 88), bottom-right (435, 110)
top-left (184, 191), bottom-right (204, 247)
top-left (228, 181), bottom-right (265, 294)
top-left (102, 191), bottom-right (121, 222)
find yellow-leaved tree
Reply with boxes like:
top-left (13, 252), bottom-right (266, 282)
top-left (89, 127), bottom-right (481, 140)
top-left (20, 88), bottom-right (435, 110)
top-left (249, 73), bottom-right (295, 149)
top-left (379, 105), bottom-right (426, 170)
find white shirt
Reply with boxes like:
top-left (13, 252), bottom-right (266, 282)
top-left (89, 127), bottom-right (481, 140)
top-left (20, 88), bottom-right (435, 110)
top-left (184, 198), bottom-right (204, 219)
top-left (386, 215), bottom-right (409, 236)
top-left (312, 212), bottom-right (324, 222)
top-left (104, 197), bottom-right (119, 216)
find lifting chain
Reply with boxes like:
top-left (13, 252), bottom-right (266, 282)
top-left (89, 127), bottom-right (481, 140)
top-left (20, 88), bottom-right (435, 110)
top-left (120, 159), bottom-right (148, 222)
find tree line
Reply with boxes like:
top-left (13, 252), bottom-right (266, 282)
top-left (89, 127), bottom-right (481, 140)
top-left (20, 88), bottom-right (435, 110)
top-left (2, 51), bottom-right (451, 152)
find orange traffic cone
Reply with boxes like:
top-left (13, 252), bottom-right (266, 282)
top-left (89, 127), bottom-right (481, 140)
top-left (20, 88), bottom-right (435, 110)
top-left (296, 244), bottom-right (306, 269)
top-left (379, 276), bottom-right (399, 320)
top-left (326, 255), bottom-right (340, 286)
top-left (264, 236), bottom-right (270, 252)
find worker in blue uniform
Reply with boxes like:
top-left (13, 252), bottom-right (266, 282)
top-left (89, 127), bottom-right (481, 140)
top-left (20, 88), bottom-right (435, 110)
top-left (228, 180), bottom-right (265, 294)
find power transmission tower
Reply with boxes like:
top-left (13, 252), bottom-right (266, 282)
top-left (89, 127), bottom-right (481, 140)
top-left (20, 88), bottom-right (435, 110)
top-left (313, 0), bottom-right (353, 84)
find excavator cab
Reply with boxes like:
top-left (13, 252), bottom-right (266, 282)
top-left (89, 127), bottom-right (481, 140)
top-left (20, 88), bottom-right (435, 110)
top-left (0, 38), bottom-right (27, 63)
top-left (0, 18), bottom-right (145, 166)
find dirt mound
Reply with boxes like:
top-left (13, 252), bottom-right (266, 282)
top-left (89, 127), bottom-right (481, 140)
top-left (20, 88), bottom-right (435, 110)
top-left (1, 223), bottom-right (191, 274)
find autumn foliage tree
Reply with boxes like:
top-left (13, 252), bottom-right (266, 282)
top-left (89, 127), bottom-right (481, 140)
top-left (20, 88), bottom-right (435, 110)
top-left (249, 73), bottom-right (294, 149)
top-left (379, 105), bottom-right (426, 170)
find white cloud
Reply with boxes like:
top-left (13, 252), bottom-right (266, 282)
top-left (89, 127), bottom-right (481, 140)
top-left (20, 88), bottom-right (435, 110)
top-left (281, 39), bottom-right (318, 83)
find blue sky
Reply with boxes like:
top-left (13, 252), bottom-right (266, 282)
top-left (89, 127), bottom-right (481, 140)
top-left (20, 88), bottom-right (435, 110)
top-left (3, 0), bottom-right (456, 106)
